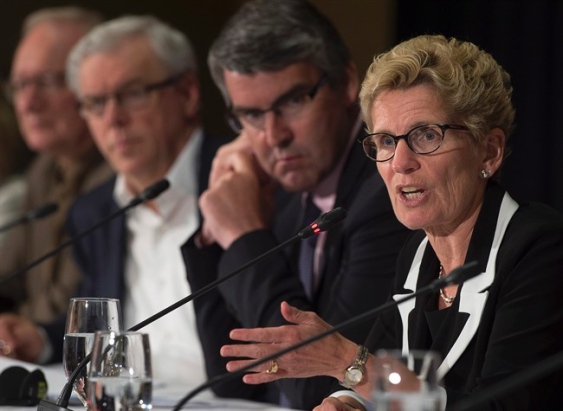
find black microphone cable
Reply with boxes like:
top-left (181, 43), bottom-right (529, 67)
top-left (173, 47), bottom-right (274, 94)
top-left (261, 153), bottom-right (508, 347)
top-left (0, 179), bottom-right (169, 287)
top-left (171, 261), bottom-right (481, 411)
top-left (37, 207), bottom-right (348, 411)
top-left (0, 202), bottom-right (58, 234)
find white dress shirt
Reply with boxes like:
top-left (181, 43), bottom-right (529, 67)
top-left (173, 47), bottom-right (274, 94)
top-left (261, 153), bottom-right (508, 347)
top-left (113, 128), bottom-right (206, 389)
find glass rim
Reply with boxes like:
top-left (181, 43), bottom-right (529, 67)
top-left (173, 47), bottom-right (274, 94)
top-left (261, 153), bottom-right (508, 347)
top-left (70, 297), bottom-right (120, 302)
top-left (93, 330), bottom-right (147, 336)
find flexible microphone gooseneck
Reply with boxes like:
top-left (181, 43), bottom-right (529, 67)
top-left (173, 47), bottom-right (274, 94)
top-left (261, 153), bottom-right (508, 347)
top-left (0, 179), bottom-right (169, 288)
top-left (37, 207), bottom-right (348, 411)
top-left (131, 206), bottom-right (346, 332)
top-left (0, 202), bottom-right (58, 234)
top-left (171, 261), bottom-right (481, 411)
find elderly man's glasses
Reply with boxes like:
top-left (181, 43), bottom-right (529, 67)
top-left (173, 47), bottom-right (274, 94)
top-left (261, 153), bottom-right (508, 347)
top-left (226, 73), bottom-right (328, 133)
top-left (78, 75), bottom-right (182, 118)
top-left (358, 123), bottom-right (469, 162)
top-left (5, 71), bottom-right (66, 101)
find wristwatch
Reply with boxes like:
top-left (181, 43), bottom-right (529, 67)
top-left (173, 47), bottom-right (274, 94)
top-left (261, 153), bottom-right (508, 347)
top-left (341, 345), bottom-right (369, 388)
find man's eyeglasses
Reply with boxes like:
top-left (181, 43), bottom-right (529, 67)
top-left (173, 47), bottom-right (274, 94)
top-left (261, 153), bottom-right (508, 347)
top-left (226, 73), bottom-right (328, 133)
top-left (78, 75), bottom-right (183, 118)
top-left (358, 123), bottom-right (469, 162)
top-left (5, 71), bottom-right (66, 101)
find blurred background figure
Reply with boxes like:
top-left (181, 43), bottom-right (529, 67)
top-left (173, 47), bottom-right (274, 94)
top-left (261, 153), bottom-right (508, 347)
top-left (0, 7), bottom-right (112, 355)
top-left (61, 14), bottom-right (237, 394)
top-left (0, 90), bottom-right (33, 245)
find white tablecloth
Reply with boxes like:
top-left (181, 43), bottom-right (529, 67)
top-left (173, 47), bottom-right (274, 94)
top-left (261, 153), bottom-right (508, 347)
top-left (0, 357), bottom-right (298, 410)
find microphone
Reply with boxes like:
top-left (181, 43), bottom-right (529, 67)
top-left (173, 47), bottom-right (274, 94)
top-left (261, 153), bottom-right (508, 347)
top-left (130, 207), bottom-right (346, 331)
top-left (0, 203), bottom-right (58, 234)
top-left (0, 179), bottom-right (170, 288)
top-left (299, 206), bottom-right (347, 239)
top-left (171, 261), bottom-right (482, 410)
top-left (126, 179), bottom-right (170, 207)
top-left (37, 207), bottom-right (347, 411)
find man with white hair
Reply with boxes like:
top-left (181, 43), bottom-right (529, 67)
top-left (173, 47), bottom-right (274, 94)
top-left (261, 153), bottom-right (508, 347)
top-left (0, 15), bottom-right (262, 400)
top-left (0, 6), bottom-right (112, 359)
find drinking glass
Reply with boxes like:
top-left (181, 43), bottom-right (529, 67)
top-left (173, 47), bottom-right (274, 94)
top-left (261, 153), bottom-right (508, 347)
top-left (63, 298), bottom-right (122, 407)
top-left (371, 350), bottom-right (443, 411)
top-left (88, 331), bottom-right (152, 411)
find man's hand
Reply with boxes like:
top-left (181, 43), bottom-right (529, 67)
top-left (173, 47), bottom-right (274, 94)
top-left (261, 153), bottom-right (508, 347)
top-left (200, 132), bottom-right (276, 249)
top-left (208, 132), bottom-right (270, 188)
top-left (0, 314), bottom-right (45, 363)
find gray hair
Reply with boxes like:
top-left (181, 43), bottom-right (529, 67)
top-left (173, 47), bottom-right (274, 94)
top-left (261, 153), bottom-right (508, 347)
top-left (67, 15), bottom-right (197, 94)
top-left (22, 6), bottom-right (102, 36)
top-left (208, 0), bottom-right (351, 103)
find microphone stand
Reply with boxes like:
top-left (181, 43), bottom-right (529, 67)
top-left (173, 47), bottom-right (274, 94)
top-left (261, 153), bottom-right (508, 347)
top-left (37, 207), bottom-right (347, 410)
top-left (0, 180), bottom-right (169, 288)
top-left (172, 261), bottom-right (481, 411)
top-left (130, 207), bottom-right (346, 331)
top-left (0, 203), bottom-right (58, 234)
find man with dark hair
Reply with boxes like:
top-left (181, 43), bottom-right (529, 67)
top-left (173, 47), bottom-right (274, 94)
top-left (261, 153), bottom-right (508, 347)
top-left (182, 0), bottom-right (410, 408)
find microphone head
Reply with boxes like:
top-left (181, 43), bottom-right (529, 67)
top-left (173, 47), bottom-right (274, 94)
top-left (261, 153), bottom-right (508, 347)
top-left (440, 261), bottom-right (481, 286)
top-left (299, 207), bottom-right (347, 239)
top-left (24, 203), bottom-right (58, 222)
top-left (139, 179), bottom-right (170, 201)
top-left (128, 179), bottom-right (170, 207)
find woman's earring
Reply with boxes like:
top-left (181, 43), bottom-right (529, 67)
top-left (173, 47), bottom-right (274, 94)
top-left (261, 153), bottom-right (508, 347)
top-left (481, 169), bottom-right (491, 179)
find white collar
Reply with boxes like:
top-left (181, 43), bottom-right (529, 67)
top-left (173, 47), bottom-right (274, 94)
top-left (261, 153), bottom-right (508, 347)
top-left (113, 127), bottom-right (203, 216)
top-left (394, 191), bottom-right (519, 379)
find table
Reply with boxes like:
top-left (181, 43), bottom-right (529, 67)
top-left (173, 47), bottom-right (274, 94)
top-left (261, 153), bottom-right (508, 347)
top-left (0, 358), bottom-right (298, 410)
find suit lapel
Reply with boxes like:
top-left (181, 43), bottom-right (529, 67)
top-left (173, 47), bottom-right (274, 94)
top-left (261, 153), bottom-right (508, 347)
top-left (101, 196), bottom-right (127, 299)
top-left (437, 191), bottom-right (519, 378)
top-left (393, 236), bottom-right (429, 354)
top-left (318, 133), bottom-right (375, 280)
top-left (394, 185), bottom-right (519, 380)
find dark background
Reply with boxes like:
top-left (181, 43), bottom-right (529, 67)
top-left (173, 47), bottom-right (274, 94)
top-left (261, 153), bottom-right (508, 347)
top-left (396, 0), bottom-right (563, 212)
top-left (2, 0), bottom-right (562, 212)
top-left (0, 1), bottom-right (389, 140)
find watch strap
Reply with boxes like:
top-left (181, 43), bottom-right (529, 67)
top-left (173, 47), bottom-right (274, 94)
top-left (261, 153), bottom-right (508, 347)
top-left (340, 345), bottom-right (369, 388)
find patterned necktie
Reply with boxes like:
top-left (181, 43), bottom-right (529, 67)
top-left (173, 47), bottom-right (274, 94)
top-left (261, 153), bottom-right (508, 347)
top-left (298, 196), bottom-right (321, 299)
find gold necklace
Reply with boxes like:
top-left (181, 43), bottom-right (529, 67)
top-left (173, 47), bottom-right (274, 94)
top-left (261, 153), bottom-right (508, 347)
top-left (438, 264), bottom-right (455, 304)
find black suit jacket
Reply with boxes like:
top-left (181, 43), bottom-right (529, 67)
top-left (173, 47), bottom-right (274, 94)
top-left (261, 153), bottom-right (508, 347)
top-left (366, 182), bottom-right (563, 410)
top-left (43, 134), bottom-right (264, 400)
top-left (182, 140), bottom-right (411, 409)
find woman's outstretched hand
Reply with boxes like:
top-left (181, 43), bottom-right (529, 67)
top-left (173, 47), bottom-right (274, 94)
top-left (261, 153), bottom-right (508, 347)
top-left (220, 301), bottom-right (358, 384)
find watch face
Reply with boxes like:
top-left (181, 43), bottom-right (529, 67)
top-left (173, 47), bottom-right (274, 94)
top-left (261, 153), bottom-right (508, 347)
top-left (347, 368), bottom-right (363, 384)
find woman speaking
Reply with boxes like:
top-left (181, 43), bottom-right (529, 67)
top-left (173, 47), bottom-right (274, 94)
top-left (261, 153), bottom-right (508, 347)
top-left (220, 35), bottom-right (563, 410)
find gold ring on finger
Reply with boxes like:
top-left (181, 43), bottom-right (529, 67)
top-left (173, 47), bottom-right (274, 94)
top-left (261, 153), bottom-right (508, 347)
top-left (265, 359), bottom-right (279, 374)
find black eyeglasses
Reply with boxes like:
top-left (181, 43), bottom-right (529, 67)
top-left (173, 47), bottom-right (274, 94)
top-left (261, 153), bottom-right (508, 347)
top-left (5, 71), bottom-right (66, 101)
top-left (226, 73), bottom-right (328, 133)
top-left (78, 75), bottom-right (183, 118)
top-left (358, 123), bottom-right (469, 162)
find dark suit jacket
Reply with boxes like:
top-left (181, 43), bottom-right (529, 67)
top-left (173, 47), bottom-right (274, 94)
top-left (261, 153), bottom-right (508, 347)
top-left (366, 182), bottom-right (563, 410)
top-left (182, 141), bottom-right (411, 409)
top-left (43, 134), bottom-right (265, 400)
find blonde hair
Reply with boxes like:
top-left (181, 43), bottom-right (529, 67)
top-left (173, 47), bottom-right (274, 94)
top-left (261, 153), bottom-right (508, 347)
top-left (360, 35), bottom-right (515, 148)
